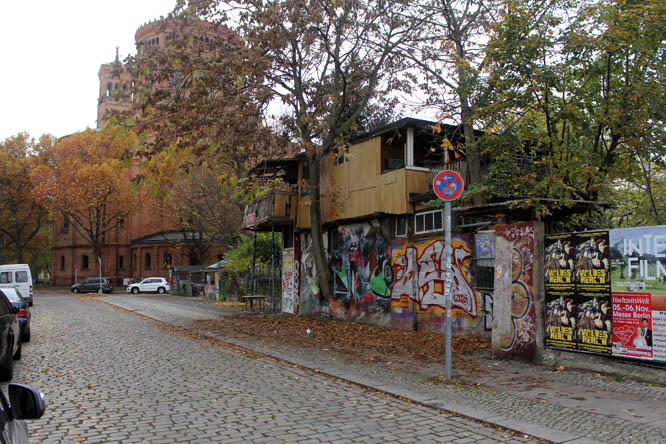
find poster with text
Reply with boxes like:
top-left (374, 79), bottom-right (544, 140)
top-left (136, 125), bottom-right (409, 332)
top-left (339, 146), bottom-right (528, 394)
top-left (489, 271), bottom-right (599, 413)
top-left (611, 293), bottom-right (653, 360)
top-left (609, 226), bottom-right (666, 362)
top-left (651, 294), bottom-right (666, 362)
top-left (609, 226), bottom-right (666, 293)
top-left (573, 231), bottom-right (611, 353)
top-left (544, 234), bottom-right (576, 349)
top-left (574, 231), bottom-right (610, 295)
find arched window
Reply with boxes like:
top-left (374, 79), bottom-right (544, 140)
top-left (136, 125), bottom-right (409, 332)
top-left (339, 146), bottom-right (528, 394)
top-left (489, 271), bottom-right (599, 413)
top-left (133, 253), bottom-right (137, 270)
top-left (60, 256), bottom-right (65, 271)
top-left (145, 253), bottom-right (151, 270)
top-left (82, 255), bottom-right (89, 270)
top-left (106, 82), bottom-right (112, 97)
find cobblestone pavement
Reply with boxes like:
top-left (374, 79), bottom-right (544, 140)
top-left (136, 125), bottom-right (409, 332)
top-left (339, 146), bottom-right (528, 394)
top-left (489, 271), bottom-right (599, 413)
top-left (100, 294), bottom-right (666, 444)
top-left (11, 294), bottom-right (539, 444)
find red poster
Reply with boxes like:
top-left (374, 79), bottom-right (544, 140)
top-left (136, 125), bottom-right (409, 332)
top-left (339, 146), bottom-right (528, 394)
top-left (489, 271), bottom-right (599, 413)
top-left (611, 292), bottom-right (653, 360)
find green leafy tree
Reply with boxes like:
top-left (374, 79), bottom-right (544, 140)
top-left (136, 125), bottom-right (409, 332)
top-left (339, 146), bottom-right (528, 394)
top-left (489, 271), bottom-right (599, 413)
top-left (479, 0), bottom-right (666, 226)
top-left (404, 0), bottom-right (500, 203)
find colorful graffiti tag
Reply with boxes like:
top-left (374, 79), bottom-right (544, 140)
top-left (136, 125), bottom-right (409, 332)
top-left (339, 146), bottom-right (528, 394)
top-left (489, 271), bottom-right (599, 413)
top-left (495, 222), bottom-right (537, 360)
top-left (390, 236), bottom-right (481, 333)
top-left (298, 233), bottom-right (325, 317)
top-left (281, 249), bottom-right (299, 314)
top-left (329, 222), bottom-right (393, 325)
top-left (296, 223), bottom-right (482, 334)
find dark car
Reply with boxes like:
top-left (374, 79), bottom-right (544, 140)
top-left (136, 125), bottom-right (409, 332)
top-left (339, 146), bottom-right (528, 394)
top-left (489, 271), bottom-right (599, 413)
top-left (70, 278), bottom-right (113, 294)
top-left (0, 289), bottom-right (21, 381)
top-left (1, 288), bottom-right (30, 343)
top-left (0, 383), bottom-right (46, 443)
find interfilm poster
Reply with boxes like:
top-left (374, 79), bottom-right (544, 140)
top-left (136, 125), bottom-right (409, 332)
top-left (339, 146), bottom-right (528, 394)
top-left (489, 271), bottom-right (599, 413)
top-left (544, 231), bottom-right (611, 354)
top-left (609, 226), bottom-right (666, 362)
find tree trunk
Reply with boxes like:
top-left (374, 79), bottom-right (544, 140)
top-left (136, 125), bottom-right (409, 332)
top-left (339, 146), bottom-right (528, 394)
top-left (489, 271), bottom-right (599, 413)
top-left (458, 67), bottom-right (483, 206)
top-left (307, 151), bottom-right (332, 301)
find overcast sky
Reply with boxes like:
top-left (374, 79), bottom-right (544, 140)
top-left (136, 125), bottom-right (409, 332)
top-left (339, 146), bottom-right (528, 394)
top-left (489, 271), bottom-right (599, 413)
top-left (0, 0), bottom-right (178, 141)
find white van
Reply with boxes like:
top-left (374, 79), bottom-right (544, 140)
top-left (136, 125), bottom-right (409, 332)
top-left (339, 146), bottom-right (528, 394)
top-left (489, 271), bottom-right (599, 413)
top-left (0, 264), bottom-right (33, 306)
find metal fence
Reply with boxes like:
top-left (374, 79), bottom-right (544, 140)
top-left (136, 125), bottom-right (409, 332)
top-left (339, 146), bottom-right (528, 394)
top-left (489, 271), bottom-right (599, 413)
top-left (220, 269), bottom-right (281, 307)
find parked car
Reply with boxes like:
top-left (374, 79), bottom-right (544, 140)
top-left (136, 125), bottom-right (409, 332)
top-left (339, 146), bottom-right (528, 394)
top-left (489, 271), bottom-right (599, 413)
top-left (127, 277), bottom-right (170, 294)
top-left (0, 264), bottom-right (33, 306)
top-left (2, 288), bottom-right (30, 343)
top-left (70, 278), bottom-right (113, 294)
top-left (0, 289), bottom-right (21, 381)
top-left (0, 383), bottom-right (46, 443)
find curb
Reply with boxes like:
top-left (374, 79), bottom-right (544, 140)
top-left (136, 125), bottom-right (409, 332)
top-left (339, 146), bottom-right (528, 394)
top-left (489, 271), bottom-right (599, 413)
top-left (97, 297), bottom-right (603, 444)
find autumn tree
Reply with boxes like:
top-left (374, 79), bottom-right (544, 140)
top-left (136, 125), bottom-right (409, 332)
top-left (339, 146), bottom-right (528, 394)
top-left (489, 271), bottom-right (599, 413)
top-left (176, 0), bottom-right (417, 300)
top-left (0, 133), bottom-right (53, 264)
top-left (31, 126), bottom-right (138, 263)
top-left (142, 147), bottom-right (243, 265)
top-left (404, 0), bottom-right (500, 203)
top-left (478, 0), bottom-right (666, 225)
top-left (124, 16), bottom-right (283, 175)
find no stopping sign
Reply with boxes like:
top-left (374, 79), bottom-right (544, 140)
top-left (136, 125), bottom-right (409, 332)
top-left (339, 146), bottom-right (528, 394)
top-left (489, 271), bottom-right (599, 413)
top-left (433, 170), bottom-right (464, 201)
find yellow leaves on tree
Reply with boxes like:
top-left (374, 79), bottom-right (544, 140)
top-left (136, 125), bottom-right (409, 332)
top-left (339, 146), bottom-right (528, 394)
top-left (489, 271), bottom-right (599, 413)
top-left (30, 126), bottom-right (138, 258)
top-left (0, 133), bottom-right (53, 264)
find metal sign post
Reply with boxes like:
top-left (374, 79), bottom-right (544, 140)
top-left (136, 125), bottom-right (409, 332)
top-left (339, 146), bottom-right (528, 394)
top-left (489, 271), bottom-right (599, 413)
top-left (433, 170), bottom-right (464, 381)
top-left (98, 256), bottom-right (103, 293)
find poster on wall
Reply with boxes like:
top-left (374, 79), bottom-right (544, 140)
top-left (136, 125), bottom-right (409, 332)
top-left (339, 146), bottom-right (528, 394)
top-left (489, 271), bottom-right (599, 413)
top-left (611, 293), bottom-right (653, 360)
top-left (544, 233), bottom-right (577, 349)
top-left (573, 231), bottom-right (611, 354)
top-left (609, 226), bottom-right (666, 362)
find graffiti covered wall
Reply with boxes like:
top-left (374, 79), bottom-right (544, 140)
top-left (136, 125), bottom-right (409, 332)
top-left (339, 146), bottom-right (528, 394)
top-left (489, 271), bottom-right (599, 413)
top-left (296, 220), bottom-right (483, 335)
top-left (329, 221), bottom-right (393, 325)
top-left (390, 236), bottom-right (482, 334)
top-left (298, 221), bottom-right (393, 325)
top-left (281, 249), bottom-right (299, 314)
top-left (493, 222), bottom-right (537, 361)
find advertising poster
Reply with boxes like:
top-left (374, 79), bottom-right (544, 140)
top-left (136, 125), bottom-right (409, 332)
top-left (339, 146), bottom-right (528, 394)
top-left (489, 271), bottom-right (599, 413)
top-left (611, 293), bottom-right (653, 360)
top-left (652, 294), bottom-right (666, 362)
top-left (609, 225), bottom-right (666, 362)
top-left (544, 234), bottom-right (576, 349)
top-left (573, 231), bottom-right (612, 354)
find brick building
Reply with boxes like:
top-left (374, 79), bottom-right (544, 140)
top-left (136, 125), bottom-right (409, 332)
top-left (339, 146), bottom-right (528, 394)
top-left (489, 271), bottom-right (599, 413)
top-left (51, 19), bottom-right (226, 286)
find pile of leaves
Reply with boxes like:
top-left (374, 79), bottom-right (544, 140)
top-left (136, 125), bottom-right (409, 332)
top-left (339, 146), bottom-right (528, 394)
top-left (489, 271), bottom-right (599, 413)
top-left (192, 313), bottom-right (490, 370)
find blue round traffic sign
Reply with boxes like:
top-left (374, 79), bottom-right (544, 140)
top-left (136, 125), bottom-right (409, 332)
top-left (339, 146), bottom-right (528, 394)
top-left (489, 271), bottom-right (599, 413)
top-left (433, 170), bottom-right (464, 201)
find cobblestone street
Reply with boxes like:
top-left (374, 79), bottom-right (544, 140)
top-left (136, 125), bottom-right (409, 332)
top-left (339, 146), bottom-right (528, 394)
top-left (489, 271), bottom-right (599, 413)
top-left (11, 294), bottom-right (536, 443)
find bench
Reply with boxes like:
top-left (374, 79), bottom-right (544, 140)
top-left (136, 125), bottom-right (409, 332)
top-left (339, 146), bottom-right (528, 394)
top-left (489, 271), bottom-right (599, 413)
top-left (241, 295), bottom-right (269, 311)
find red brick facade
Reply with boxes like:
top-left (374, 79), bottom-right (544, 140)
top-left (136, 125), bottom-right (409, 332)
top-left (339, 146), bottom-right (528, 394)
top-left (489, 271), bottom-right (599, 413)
top-left (50, 19), bottom-right (225, 286)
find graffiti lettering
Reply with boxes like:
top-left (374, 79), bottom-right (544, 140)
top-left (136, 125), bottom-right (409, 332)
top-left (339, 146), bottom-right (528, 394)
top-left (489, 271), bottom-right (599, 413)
top-left (391, 239), bottom-right (477, 317)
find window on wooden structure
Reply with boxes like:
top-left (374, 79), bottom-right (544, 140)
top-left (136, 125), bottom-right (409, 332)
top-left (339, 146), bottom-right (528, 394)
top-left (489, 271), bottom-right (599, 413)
top-left (82, 255), bottom-right (89, 270)
top-left (396, 215), bottom-right (408, 238)
top-left (414, 210), bottom-right (443, 234)
top-left (335, 146), bottom-right (349, 165)
top-left (145, 253), bottom-right (151, 270)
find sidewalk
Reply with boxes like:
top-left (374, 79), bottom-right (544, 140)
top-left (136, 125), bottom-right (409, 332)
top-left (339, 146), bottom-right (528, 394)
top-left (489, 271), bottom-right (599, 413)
top-left (98, 294), bottom-right (666, 444)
